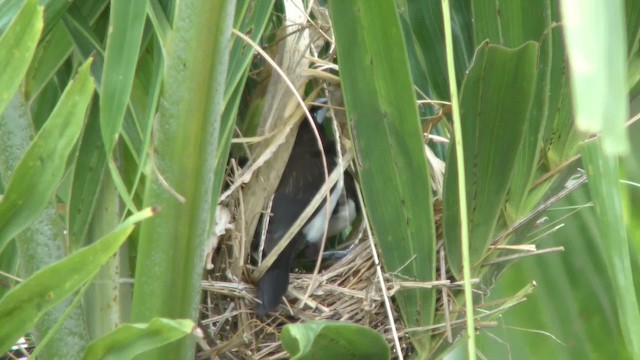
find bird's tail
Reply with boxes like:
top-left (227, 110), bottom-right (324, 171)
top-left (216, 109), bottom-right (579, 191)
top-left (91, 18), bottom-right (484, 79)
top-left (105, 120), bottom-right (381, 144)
top-left (256, 255), bottom-right (292, 316)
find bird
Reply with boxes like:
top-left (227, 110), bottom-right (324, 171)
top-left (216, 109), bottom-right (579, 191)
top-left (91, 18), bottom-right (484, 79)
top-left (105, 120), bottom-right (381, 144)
top-left (255, 100), bottom-right (357, 315)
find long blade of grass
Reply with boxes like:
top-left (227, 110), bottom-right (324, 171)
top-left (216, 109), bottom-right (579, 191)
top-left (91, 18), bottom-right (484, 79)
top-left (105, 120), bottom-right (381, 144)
top-left (441, 1), bottom-right (474, 357)
top-left (0, 0), bottom-right (42, 115)
top-left (68, 101), bottom-right (107, 249)
top-left (478, 186), bottom-right (631, 359)
top-left (100, 0), bottom-right (147, 155)
top-left (330, 0), bottom-right (437, 355)
top-left (581, 140), bottom-right (640, 357)
top-left (560, 0), bottom-right (629, 155)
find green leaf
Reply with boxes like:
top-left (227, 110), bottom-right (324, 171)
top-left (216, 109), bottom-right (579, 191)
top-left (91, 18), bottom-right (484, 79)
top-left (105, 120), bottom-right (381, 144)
top-left (83, 318), bottom-right (196, 360)
top-left (472, 0), bottom-right (549, 47)
top-left (505, 27), bottom-right (556, 219)
top-left (214, 0), bottom-right (276, 213)
top-left (330, 0), bottom-right (437, 354)
top-left (0, 0), bottom-right (42, 115)
top-left (67, 101), bottom-right (106, 249)
top-left (443, 42), bottom-right (539, 278)
top-left (581, 140), bottom-right (640, 357)
top-left (398, 0), bottom-right (473, 101)
top-left (62, 4), bottom-right (140, 214)
top-left (0, 208), bottom-right (154, 354)
top-left (0, 239), bottom-right (18, 299)
top-left (100, 0), bottom-right (147, 154)
top-left (0, 59), bottom-right (94, 253)
top-left (24, 1), bottom-right (108, 100)
top-left (281, 321), bottom-right (389, 360)
top-left (0, 0), bottom-right (71, 38)
top-left (0, 91), bottom-right (92, 358)
top-left (560, 0), bottom-right (629, 155)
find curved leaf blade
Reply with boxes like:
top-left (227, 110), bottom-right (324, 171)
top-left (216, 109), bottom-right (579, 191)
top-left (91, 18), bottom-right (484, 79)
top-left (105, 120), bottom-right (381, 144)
top-left (0, 208), bottom-right (154, 353)
top-left (281, 321), bottom-right (389, 360)
top-left (0, 59), bottom-right (94, 253)
top-left (582, 141), bottom-right (640, 357)
top-left (100, 0), bottom-right (147, 154)
top-left (0, 0), bottom-right (42, 115)
top-left (330, 0), bottom-right (437, 354)
top-left (82, 318), bottom-right (196, 360)
top-left (443, 42), bottom-right (539, 277)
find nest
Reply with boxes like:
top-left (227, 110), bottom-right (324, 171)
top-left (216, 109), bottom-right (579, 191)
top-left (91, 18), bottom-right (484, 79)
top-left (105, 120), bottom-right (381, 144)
top-left (198, 221), bottom-right (409, 359)
top-left (196, 192), bottom-right (464, 360)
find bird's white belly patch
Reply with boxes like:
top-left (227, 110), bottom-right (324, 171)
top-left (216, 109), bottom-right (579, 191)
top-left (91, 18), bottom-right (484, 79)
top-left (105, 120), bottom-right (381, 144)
top-left (302, 177), bottom-right (344, 243)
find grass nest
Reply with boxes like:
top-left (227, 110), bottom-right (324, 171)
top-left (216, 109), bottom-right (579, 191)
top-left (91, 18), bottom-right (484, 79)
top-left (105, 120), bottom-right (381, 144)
top-left (197, 188), bottom-right (460, 359)
top-left (199, 207), bottom-right (407, 359)
top-left (196, 150), bottom-right (579, 359)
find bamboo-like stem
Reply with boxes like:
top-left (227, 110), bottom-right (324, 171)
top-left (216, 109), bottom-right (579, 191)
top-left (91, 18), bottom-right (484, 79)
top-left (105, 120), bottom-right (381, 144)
top-left (130, 2), bottom-right (236, 359)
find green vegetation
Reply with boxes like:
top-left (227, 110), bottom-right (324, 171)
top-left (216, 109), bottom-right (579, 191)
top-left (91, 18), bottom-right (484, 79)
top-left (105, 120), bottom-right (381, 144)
top-left (0, 0), bottom-right (638, 359)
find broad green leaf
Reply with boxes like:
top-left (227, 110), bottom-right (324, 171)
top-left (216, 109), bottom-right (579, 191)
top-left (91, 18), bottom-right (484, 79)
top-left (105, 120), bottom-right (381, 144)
top-left (100, 0), bottom-right (147, 155)
top-left (281, 321), bottom-right (389, 360)
top-left (505, 28), bottom-right (561, 221)
top-left (0, 208), bottom-right (154, 354)
top-left (0, 59), bottom-right (94, 253)
top-left (472, 0), bottom-right (548, 47)
top-left (330, 0), bottom-right (436, 354)
top-left (443, 42), bottom-right (539, 278)
top-left (82, 318), bottom-right (196, 360)
top-left (0, 0), bottom-right (22, 34)
top-left (470, 1), bottom-right (583, 230)
top-left (560, 0), bottom-right (629, 155)
top-left (470, 1), bottom-right (557, 221)
top-left (147, 0), bottom-right (170, 47)
top-left (0, 0), bottom-right (42, 115)
top-left (581, 140), bottom-right (640, 357)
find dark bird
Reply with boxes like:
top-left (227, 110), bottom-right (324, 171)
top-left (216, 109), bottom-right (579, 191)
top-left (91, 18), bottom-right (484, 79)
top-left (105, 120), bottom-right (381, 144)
top-left (255, 101), bottom-right (357, 315)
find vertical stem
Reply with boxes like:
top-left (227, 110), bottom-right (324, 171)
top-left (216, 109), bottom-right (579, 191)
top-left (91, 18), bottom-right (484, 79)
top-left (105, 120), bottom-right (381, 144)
top-left (85, 169), bottom-right (121, 339)
top-left (441, 0), bottom-right (476, 358)
top-left (130, 1), bottom-right (235, 359)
